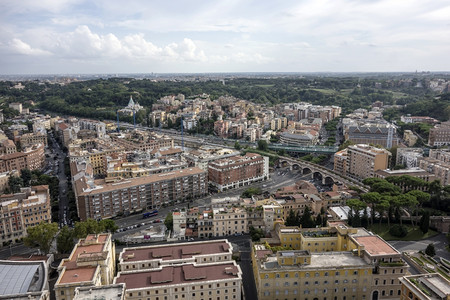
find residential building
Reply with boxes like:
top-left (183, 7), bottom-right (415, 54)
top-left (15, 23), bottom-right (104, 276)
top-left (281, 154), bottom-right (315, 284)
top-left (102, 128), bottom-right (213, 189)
top-left (55, 234), bottom-right (115, 300)
top-left (0, 139), bottom-right (17, 155)
top-left (208, 153), bottom-right (269, 192)
top-left (110, 131), bottom-right (173, 152)
top-left (9, 103), bottom-right (22, 114)
top-left (0, 170), bottom-right (19, 193)
top-left (346, 144), bottom-right (391, 181)
top-left (182, 147), bottom-right (240, 171)
top-left (428, 121), bottom-right (450, 146)
top-left (19, 133), bottom-right (48, 148)
top-left (396, 148), bottom-right (424, 168)
top-left (403, 130), bottom-right (418, 147)
top-left (74, 167), bottom-right (207, 221)
top-left (346, 123), bottom-right (399, 148)
top-left (212, 207), bottom-right (248, 236)
top-left (334, 149), bottom-right (349, 176)
top-left (374, 168), bottom-right (436, 183)
top-left (400, 115), bottom-right (439, 124)
top-left (418, 149), bottom-right (450, 185)
top-left (0, 186), bottom-right (51, 245)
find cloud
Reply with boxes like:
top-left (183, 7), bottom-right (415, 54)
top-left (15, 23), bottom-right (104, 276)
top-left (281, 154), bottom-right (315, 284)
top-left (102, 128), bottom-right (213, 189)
top-left (10, 38), bottom-right (51, 56)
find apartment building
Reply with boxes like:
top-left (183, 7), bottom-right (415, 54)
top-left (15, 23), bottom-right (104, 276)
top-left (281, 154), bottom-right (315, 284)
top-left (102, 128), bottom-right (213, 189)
top-left (418, 149), bottom-right (450, 185)
top-left (0, 170), bottom-right (19, 193)
top-left (74, 167), bottom-right (207, 221)
top-left (0, 144), bottom-right (45, 173)
top-left (110, 130), bottom-right (173, 152)
top-left (208, 153), bottom-right (269, 192)
top-left (182, 147), bottom-right (240, 171)
top-left (334, 149), bottom-right (349, 176)
top-left (396, 148), bottom-right (424, 168)
top-left (0, 139), bottom-right (16, 155)
top-left (115, 240), bottom-right (242, 300)
top-left (374, 168), bottom-right (436, 183)
top-left (346, 144), bottom-right (391, 181)
top-left (73, 284), bottom-right (125, 300)
top-left (428, 121), bottom-right (450, 146)
top-left (399, 273), bottom-right (450, 300)
top-left (55, 234), bottom-right (115, 300)
top-left (19, 132), bottom-right (48, 148)
top-left (0, 185), bottom-right (51, 245)
top-left (212, 207), bottom-right (248, 237)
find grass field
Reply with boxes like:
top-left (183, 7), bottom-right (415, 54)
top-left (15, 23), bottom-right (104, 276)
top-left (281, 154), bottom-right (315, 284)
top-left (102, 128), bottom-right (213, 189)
top-left (369, 223), bottom-right (439, 241)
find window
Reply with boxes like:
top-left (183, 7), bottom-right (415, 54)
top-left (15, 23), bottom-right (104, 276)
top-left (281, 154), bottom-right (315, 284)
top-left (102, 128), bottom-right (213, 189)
top-left (335, 271), bottom-right (340, 276)
top-left (285, 273), bottom-right (289, 278)
top-left (276, 273), bottom-right (280, 278)
top-left (306, 273), bottom-right (310, 277)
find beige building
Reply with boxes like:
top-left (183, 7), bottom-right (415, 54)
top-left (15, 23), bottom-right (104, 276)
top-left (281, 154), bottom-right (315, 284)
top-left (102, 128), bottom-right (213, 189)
top-left (115, 240), bottom-right (242, 300)
top-left (55, 234), bottom-right (115, 300)
top-left (399, 273), bottom-right (450, 300)
top-left (9, 102), bottom-right (22, 114)
top-left (213, 207), bottom-right (248, 237)
top-left (346, 144), bottom-right (391, 181)
top-left (20, 132), bottom-right (48, 148)
top-left (73, 284), bottom-right (126, 300)
top-left (403, 130), bottom-right (418, 147)
top-left (0, 139), bottom-right (17, 155)
top-left (0, 185), bottom-right (51, 245)
top-left (428, 121), bottom-right (450, 146)
top-left (334, 149), bottom-right (349, 176)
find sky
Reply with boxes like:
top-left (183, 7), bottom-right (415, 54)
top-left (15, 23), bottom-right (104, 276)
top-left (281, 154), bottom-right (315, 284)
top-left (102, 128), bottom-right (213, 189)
top-left (1, 0), bottom-right (449, 74)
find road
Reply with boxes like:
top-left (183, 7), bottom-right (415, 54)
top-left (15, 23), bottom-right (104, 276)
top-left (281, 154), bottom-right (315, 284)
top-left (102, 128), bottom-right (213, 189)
top-left (388, 233), bottom-right (450, 260)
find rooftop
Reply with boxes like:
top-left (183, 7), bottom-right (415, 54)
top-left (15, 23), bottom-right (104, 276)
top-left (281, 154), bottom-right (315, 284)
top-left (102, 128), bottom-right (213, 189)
top-left (0, 261), bottom-right (46, 295)
top-left (115, 263), bottom-right (241, 289)
top-left (120, 240), bottom-right (231, 263)
top-left (74, 284), bottom-right (126, 300)
top-left (353, 235), bottom-right (399, 256)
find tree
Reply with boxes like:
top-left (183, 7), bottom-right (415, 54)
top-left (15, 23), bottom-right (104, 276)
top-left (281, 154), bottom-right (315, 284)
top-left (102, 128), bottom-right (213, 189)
top-left (242, 187), bottom-right (262, 198)
top-left (234, 141), bottom-right (241, 150)
top-left (360, 192), bottom-right (381, 226)
top-left (20, 169), bottom-right (32, 186)
top-left (425, 243), bottom-right (436, 257)
top-left (23, 222), bottom-right (58, 254)
top-left (419, 211), bottom-right (430, 234)
top-left (8, 176), bottom-right (23, 193)
top-left (74, 219), bottom-right (105, 238)
top-left (285, 209), bottom-right (298, 226)
top-left (257, 140), bottom-right (268, 151)
top-left (99, 219), bottom-right (118, 234)
top-left (300, 207), bottom-right (315, 228)
top-left (165, 213), bottom-right (173, 232)
top-left (57, 225), bottom-right (75, 254)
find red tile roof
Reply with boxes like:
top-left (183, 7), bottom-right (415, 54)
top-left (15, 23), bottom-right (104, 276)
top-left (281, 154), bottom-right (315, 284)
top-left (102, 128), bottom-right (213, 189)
top-left (353, 235), bottom-right (399, 256)
top-left (116, 263), bottom-right (240, 289)
top-left (121, 240), bottom-right (231, 262)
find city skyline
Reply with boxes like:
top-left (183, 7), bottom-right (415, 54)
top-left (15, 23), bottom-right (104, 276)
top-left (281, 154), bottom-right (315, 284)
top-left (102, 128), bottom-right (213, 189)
top-left (1, 0), bottom-right (450, 74)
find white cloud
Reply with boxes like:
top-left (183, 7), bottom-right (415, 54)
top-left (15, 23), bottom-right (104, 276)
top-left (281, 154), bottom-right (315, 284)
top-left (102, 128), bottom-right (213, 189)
top-left (10, 38), bottom-right (51, 56)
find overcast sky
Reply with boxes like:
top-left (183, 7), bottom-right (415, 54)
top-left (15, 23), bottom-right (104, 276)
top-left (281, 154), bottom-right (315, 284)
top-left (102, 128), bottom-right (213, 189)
top-left (1, 0), bottom-right (449, 74)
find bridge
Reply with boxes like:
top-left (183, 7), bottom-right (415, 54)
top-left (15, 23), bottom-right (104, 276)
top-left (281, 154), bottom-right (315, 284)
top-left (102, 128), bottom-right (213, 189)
top-left (277, 156), bottom-right (368, 191)
top-left (268, 144), bottom-right (338, 154)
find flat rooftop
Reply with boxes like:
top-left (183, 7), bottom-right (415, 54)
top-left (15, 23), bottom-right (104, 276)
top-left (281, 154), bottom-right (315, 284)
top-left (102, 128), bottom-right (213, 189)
top-left (74, 284), bottom-right (125, 300)
top-left (120, 240), bottom-right (231, 262)
top-left (58, 267), bottom-right (97, 284)
top-left (115, 263), bottom-right (240, 289)
top-left (353, 235), bottom-right (399, 256)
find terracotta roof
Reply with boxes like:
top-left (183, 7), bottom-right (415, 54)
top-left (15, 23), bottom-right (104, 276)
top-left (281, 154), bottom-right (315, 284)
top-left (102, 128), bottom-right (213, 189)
top-left (58, 123), bottom-right (69, 130)
top-left (58, 267), bottom-right (97, 284)
top-left (353, 235), bottom-right (399, 256)
top-left (121, 240), bottom-right (231, 262)
top-left (116, 263), bottom-right (240, 289)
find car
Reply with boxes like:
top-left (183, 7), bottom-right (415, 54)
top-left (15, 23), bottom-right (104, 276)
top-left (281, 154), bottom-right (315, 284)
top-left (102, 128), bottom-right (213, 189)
top-left (153, 219), bottom-right (161, 223)
top-left (188, 238), bottom-right (194, 241)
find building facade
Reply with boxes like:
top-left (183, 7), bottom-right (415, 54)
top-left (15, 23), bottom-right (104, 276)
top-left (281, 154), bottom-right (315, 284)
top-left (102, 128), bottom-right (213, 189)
top-left (208, 153), bottom-right (269, 192)
top-left (346, 144), bottom-right (391, 181)
top-left (0, 186), bottom-right (51, 245)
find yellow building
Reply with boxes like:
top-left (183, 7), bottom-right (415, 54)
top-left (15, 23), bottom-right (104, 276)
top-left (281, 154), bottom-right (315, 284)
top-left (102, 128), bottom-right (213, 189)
top-left (253, 246), bottom-right (373, 300)
top-left (259, 225), bottom-right (409, 300)
top-left (55, 234), bottom-right (115, 300)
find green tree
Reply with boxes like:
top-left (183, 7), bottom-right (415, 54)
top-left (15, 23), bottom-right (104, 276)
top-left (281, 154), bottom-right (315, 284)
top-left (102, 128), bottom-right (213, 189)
top-left (23, 222), bottom-right (58, 254)
top-left (20, 169), bottom-right (32, 186)
top-left (425, 243), bottom-right (436, 257)
top-left (257, 140), bottom-right (268, 151)
top-left (99, 219), bottom-right (118, 234)
top-left (242, 187), bottom-right (262, 198)
top-left (300, 207), bottom-right (315, 228)
top-left (8, 176), bottom-right (23, 193)
top-left (57, 225), bottom-right (75, 254)
top-left (74, 219), bottom-right (105, 238)
top-left (234, 141), bottom-right (241, 150)
top-left (285, 209), bottom-right (299, 227)
top-left (165, 213), bottom-right (173, 232)
top-left (419, 211), bottom-right (430, 234)
top-left (360, 192), bottom-right (381, 226)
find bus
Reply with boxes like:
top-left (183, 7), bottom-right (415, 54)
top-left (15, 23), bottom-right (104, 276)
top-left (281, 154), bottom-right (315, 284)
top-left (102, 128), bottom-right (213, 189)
top-left (143, 210), bottom-right (158, 219)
